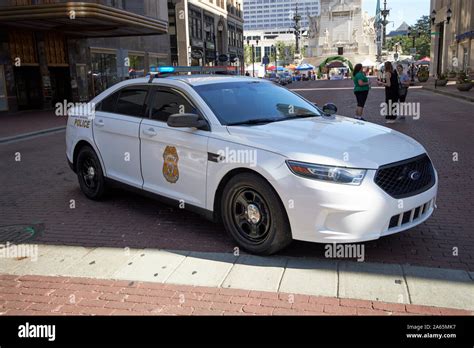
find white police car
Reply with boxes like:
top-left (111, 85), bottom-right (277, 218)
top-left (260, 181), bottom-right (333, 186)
top-left (66, 68), bottom-right (438, 255)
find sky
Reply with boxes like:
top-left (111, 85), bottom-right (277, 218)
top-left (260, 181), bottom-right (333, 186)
top-left (362, 0), bottom-right (431, 31)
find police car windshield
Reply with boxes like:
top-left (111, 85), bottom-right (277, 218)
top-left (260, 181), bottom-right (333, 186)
top-left (193, 81), bottom-right (322, 126)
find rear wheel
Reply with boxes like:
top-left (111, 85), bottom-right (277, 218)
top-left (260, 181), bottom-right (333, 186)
top-left (76, 146), bottom-right (106, 200)
top-left (221, 173), bottom-right (292, 255)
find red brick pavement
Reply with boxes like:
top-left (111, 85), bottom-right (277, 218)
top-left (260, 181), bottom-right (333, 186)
top-left (0, 111), bottom-right (66, 138)
top-left (0, 274), bottom-right (471, 316)
top-left (0, 80), bottom-right (473, 271)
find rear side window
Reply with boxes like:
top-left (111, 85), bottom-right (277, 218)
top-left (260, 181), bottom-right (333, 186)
top-left (99, 91), bottom-right (119, 113)
top-left (115, 87), bottom-right (149, 117)
top-left (150, 88), bottom-right (197, 123)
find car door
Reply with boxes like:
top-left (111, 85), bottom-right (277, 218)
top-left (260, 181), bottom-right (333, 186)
top-left (93, 85), bottom-right (149, 188)
top-left (140, 85), bottom-right (209, 208)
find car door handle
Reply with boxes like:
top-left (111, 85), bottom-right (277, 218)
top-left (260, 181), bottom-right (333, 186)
top-left (94, 119), bottom-right (104, 127)
top-left (142, 127), bottom-right (157, 137)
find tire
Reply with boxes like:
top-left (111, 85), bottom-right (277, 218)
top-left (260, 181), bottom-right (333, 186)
top-left (76, 146), bottom-right (106, 200)
top-left (220, 173), bottom-right (292, 255)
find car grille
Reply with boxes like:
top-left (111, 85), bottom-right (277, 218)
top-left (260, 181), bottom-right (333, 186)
top-left (374, 154), bottom-right (435, 198)
top-left (388, 199), bottom-right (434, 229)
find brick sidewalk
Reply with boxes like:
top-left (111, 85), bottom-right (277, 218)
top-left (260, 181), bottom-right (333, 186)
top-left (0, 110), bottom-right (66, 139)
top-left (0, 274), bottom-right (471, 316)
top-left (421, 80), bottom-right (474, 102)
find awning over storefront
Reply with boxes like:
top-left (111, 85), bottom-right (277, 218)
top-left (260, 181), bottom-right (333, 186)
top-left (0, 2), bottom-right (167, 37)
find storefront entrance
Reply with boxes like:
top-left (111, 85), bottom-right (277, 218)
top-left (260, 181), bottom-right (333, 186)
top-left (49, 67), bottom-right (72, 105)
top-left (14, 66), bottom-right (43, 110)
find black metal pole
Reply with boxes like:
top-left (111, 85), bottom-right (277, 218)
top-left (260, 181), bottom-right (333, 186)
top-left (252, 44), bottom-right (255, 77)
top-left (274, 46), bottom-right (277, 68)
top-left (213, 33), bottom-right (217, 66)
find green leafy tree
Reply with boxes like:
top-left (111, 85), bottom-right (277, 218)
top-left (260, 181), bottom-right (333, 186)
top-left (271, 41), bottom-right (295, 65)
top-left (244, 45), bottom-right (253, 65)
top-left (386, 15), bottom-right (431, 59)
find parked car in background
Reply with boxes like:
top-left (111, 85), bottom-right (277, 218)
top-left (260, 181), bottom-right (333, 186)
top-left (279, 72), bottom-right (292, 84)
top-left (266, 72), bottom-right (284, 85)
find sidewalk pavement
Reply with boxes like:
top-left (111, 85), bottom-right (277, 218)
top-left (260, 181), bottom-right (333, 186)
top-left (421, 80), bottom-right (474, 102)
top-left (0, 111), bottom-right (66, 141)
top-left (1, 274), bottom-right (469, 316)
top-left (1, 244), bottom-right (473, 314)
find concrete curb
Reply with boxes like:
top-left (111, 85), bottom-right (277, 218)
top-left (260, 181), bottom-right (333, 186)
top-left (422, 85), bottom-right (474, 102)
top-left (2, 244), bottom-right (473, 311)
top-left (0, 126), bottom-right (66, 144)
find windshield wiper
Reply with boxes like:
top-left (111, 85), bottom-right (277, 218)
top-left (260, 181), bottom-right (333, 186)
top-left (270, 114), bottom-right (319, 123)
top-left (227, 118), bottom-right (280, 126)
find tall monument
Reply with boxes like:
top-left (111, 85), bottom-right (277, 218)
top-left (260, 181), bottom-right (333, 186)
top-left (306, 0), bottom-right (377, 67)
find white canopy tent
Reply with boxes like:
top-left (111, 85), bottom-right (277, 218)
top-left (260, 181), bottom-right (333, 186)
top-left (361, 58), bottom-right (376, 67)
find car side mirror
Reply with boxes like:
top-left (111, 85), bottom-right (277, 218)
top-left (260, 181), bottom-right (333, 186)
top-left (167, 113), bottom-right (209, 130)
top-left (322, 103), bottom-right (337, 116)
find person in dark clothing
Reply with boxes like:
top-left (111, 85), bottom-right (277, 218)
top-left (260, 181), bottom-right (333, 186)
top-left (377, 61), bottom-right (399, 123)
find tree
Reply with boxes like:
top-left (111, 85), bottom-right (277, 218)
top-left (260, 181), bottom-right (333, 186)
top-left (386, 15), bottom-right (431, 59)
top-left (271, 41), bottom-right (295, 65)
top-left (244, 45), bottom-right (253, 66)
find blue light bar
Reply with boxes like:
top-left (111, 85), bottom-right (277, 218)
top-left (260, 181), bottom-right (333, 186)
top-left (158, 66), bottom-right (176, 73)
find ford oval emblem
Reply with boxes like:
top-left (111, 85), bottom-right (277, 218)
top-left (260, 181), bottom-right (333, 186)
top-left (409, 170), bottom-right (421, 181)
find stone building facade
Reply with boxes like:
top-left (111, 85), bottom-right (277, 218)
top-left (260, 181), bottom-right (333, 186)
top-left (430, 0), bottom-right (474, 77)
top-left (0, 0), bottom-right (170, 112)
top-left (169, 0), bottom-right (244, 71)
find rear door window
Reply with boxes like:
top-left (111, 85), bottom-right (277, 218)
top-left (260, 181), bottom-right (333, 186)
top-left (115, 86), bottom-right (149, 117)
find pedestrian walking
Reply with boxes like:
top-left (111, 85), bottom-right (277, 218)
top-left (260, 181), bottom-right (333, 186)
top-left (378, 61), bottom-right (399, 123)
top-left (352, 63), bottom-right (370, 121)
top-left (396, 64), bottom-right (410, 103)
top-left (397, 64), bottom-right (410, 120)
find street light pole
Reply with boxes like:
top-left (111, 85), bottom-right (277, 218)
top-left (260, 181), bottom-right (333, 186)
top-left (271, 45), bottom-right (277, 69)
top-left (293, 4), bottom-right (301, 56)
top-left (381, 0), bottom-right (390, 49)
top-left (407, 26), bottom-right (420, 82)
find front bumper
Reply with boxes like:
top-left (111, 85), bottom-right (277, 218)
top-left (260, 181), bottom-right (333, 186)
top-left (273, 168), bottom-right (438, 243)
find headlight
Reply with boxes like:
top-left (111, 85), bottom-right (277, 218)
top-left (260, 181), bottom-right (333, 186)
top-left (286, 160), bottom-right (366, 185)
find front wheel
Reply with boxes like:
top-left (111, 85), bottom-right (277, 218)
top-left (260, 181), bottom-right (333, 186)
top-left (76, 146), bottom-right (106, 200)
top-left (220, 173), bottom-right (292, 255)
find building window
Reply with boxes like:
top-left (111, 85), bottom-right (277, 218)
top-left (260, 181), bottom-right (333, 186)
top-left (149, 54), bottom-right (167, 73)
top-left (128, 53), bottom-right (145, 78)
top-left (204, 15), bottom-right (215, 42)
top-left (264, 46), bottom-right (270, 57)
top-left (255, 46), bottom-right (261, 62)
top-left (189, 9), bottom-right (203, 40)
top-left (90, 50), bottom-right (118, 96)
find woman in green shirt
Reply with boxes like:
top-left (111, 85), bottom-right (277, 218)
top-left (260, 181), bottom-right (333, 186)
top-left (352, 63), bottom-right (371, 121)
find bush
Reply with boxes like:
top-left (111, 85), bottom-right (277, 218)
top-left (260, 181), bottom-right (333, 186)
top-left (457, 71), bottom-right (471, 84)
top-left (417, 66), bottom-right (429, 82)
top-left (448, 70), bottom-right (457, 78)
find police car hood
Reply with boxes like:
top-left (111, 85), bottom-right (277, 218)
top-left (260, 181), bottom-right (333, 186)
top-left (226, 116), bottom-right (426, 169)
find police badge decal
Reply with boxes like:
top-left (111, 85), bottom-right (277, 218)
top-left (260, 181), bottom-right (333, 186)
top-left (162, 146), bottom-right (179, 183)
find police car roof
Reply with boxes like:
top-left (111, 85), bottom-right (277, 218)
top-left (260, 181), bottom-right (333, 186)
top-left (164, 74), bottom-right (263, 86)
